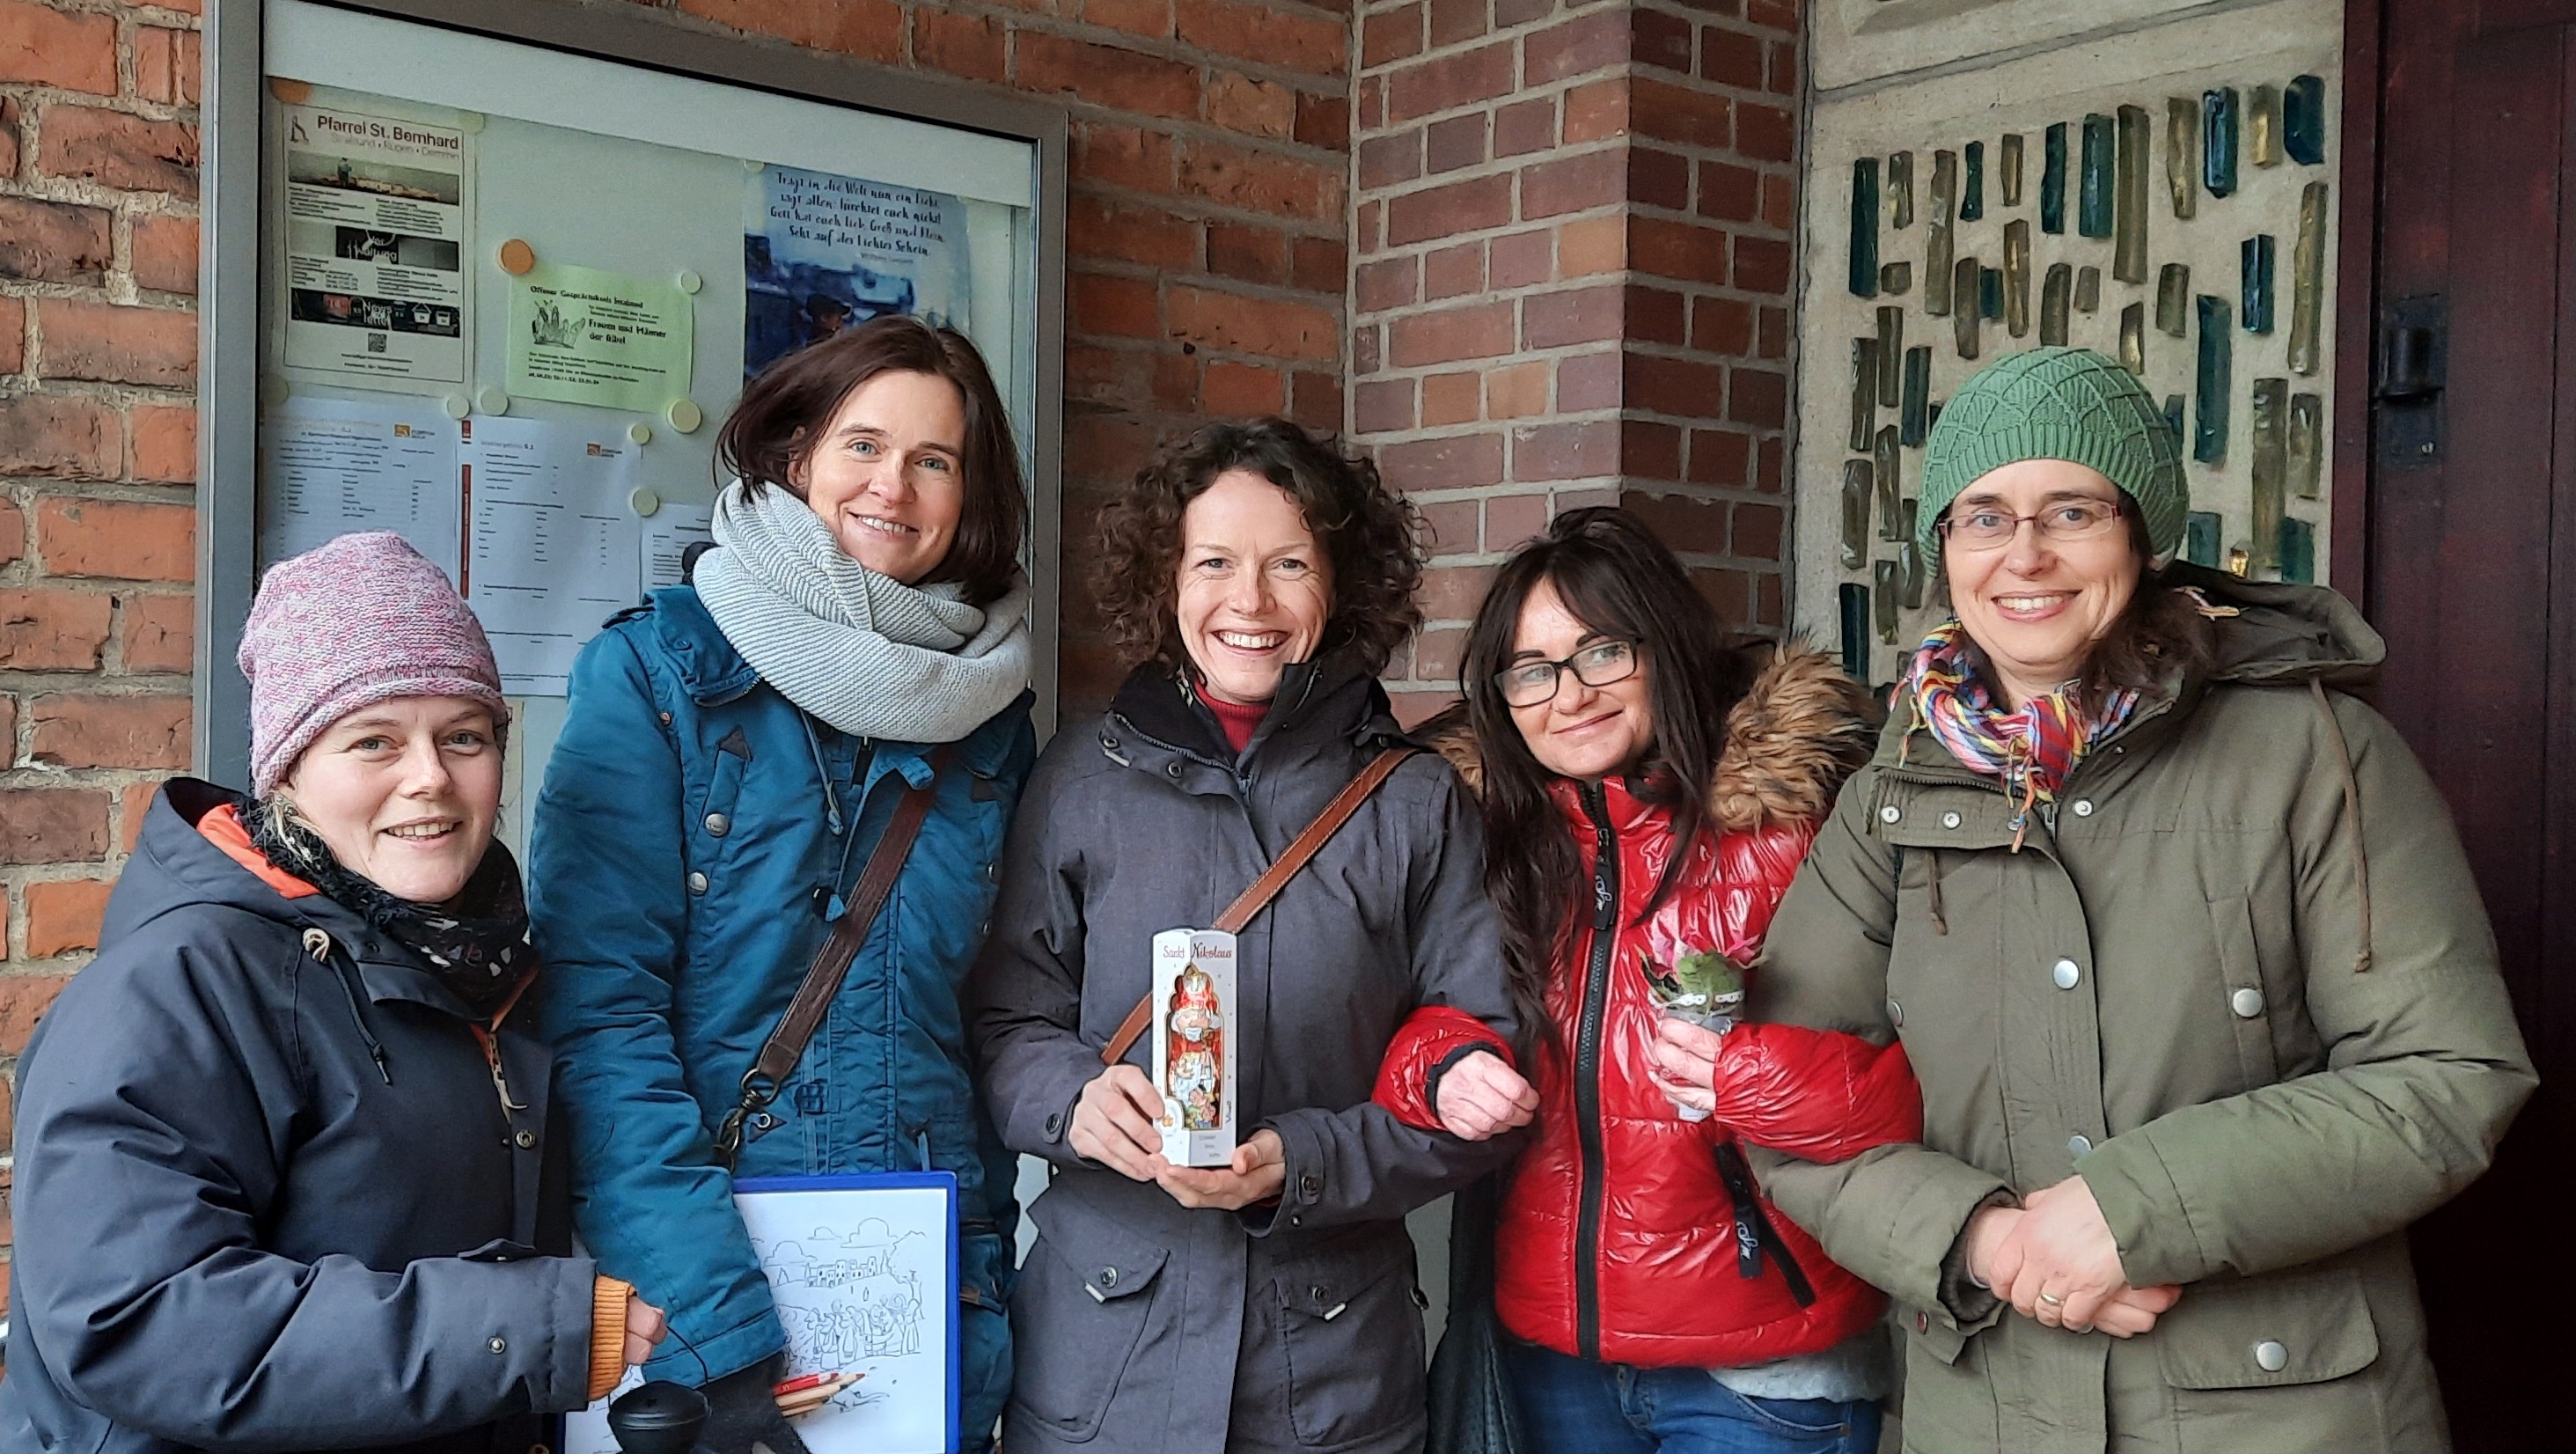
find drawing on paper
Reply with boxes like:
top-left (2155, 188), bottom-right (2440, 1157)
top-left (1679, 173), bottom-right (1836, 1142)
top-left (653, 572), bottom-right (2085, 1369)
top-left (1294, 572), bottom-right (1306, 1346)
top-left (762, 1217), bottom-right (935, 1406)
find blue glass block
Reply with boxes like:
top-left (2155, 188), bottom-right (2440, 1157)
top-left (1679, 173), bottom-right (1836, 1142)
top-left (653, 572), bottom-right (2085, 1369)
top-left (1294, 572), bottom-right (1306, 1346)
top-left (2204, 88), bottom-right (2240, 198)
top-left (2042, 122), bottom-right (2067, 234)
top-left (2280, 518), bottom-right (2315, 584)
top-left (1981, 266), bottom-right (2004, 320)
top-left (1838, 583), bottom-right (1870, 681)
top-left (1850, 157), bottom-right (1880, 298)
top-left (2080, 114), bottom-right (2115, 238)
top-left (2194, 296), bottom-right (2232, 464)
top-left (2284, 74), bottom-right (2327, 165)
top-left (1962, 140), bottom-right (1985, 222)
top-left (2185, 510), bottom-right (2222, 568)
top-left (1901, 346), bottom-right (1932, 446)
top-left (2242, 234), bottom-right (2276, 334)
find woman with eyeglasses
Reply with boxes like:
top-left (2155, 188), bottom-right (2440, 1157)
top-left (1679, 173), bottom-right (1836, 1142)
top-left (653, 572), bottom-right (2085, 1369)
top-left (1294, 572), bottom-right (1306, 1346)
top-left (1652, 349), bottom-right (2533, 1451)
top-left (1369, 508), bottom-right (1925, 1453)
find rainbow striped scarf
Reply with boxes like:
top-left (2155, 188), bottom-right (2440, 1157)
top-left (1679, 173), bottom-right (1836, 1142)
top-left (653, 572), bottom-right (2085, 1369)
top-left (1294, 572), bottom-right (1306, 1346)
top-left (1899, 620), bottom-right (2141, 848)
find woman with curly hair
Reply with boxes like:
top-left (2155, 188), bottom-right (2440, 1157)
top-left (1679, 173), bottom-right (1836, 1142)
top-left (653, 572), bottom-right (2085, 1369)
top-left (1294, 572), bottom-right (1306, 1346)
top-left (970, 418), bottom-right (1520, 1454)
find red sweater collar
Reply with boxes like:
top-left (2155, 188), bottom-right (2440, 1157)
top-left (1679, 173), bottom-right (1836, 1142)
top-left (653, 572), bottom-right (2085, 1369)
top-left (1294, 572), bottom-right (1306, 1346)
top-left (1194, 680), bottom-right (1269, 754)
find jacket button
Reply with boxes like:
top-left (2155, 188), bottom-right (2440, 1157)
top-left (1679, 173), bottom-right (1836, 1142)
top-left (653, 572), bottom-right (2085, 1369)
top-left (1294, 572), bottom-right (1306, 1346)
top-left (2254, 1340), bottom-right (2288, 1372)
top-left (2072, 798), bottom-right (2095, 817)
top-left (1100, 1267), bottom-right (1119, 1288)
top-left (1941, 811), bottom-right (1962, 829)
top-left (2231, 987), bottom-right (2265, 1018)
top-left (1044, 1113), bottom-right (1064, 1137)
top-left (2051, 958), bottom-right (2081, 990)
top-left (1880, 804), bottom-right (1902, 824)
top-left (1299, 1173), bottom-right (1323, 1198)
top-left (1886, 999), bottom-right (1904, 1027)
top-left (687, 871), bottom-right (709, 895)
top-left (1916, 1311), bottom-right (1930, 1333)
top-left (488, 1336), bottom-right (509, 1355)
top-left (705, 812), bottom-right (730, 837)
top-left (2068, 1134), bottom-right (2092, 1159)
top-left (514, 1129), bottom-right (537, 1149)
top-left (1166, 762), bottom-right (1183, 779)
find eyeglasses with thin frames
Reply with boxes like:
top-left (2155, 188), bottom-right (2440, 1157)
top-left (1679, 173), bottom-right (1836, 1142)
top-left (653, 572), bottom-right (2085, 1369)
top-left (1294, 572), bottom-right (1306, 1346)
top-left (1935, 498), bottom-right (2125, 551)
top-left (1495, 638), bottom-right (1641, 709)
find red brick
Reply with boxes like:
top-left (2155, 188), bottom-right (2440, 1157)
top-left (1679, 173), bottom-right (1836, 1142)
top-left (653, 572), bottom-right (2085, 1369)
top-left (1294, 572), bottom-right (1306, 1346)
top-left (1733, 500), bottom-right (1784, 559)
top-left (0, 95), bottom-right (18, 179)
top-left (1685, 427), bottom-right (1750, 486)
top-left (1378, 434), bottom-right (1503, 489)
top-left (1385, 42), bottom-right (1516, 122)
top-left (677, 0), bottom-right (902, 62)
top-left (1512, 418), bottom-right (1618, 480)
top-left (1429, 0), bottom-right (1488, 46)
top-left (121, 591), bottom-right (192, 673)
top-left (1075, 123), bottom-right (1176, 193)
top-left (1494, 0), bottom-right (1553, 25)
top-left (0, 0), bottom-right (114, 94)
top-left (1416, 497), bottom-right (1479, 552)
top-left (1385, 172), bottom-right (1511, 246)
top-left (1358, 129), bottom-right (1421, 189)
top-left (1353, 378), bottom-right (1413, 432)
top-left (1487, 361), bottom-right (1549, 418)
top-left (1290, 235), bottom-right (1346, 292)
top-left (1759, 170), bottom-right (1796, 231)
top-left (1084, 0), bottom-right (1174, 36)
top-left (1358, 76), bottom-right (1384, 130)
top-left (1557, 213), bottom-right (1625, 275)
top-left (1628, 217), bottom-right (1728, 284)
top-left (0, 788), bottom-right (109, 863)
top-left (23, 881), bottom-right (110, 959)
top-left (1362, 4), bottom-right (1424, 67)
top-left (1633, 147), bottom-right (1690, 210)
top-left (121, 778), bottom-right (159, 853)
top-left (1732, 232), bottom-right (1791, 292)
top-left (1177, 0), bottom-right (1348, 77)
top-left (0, 496), bottom-right (18, 566)
top-left (1420, 371), bottom-right (1480, 425)
top-left (1072, 272), bottom-right (1162, 340)
top-left (1728, 365), bottom-right (1787, 426)
top-left (0, 294), bottom-right (18, 374)
top-left (33, 496), bottom-right (192, 580)
top-left (134, 26), bottom-right (202, 105)
top-left (1423, 241), bottom-right (1484, 300)
top-left (1388, 300), bottom-right (1514, 365)
top-left (1628, 283), bottom-right (1686, 343)
top-left (1389, 687), bottom-right (1461, 727)
top-left (0, 690), bottom-right (14, 758)
top-left (1207, 71), bottom-right (1296, 138)
top-left (1626, 352), bottom-right (1726, 415)
top-left (1424, 114), bottom-right (1485, 173)
top-left (1295, 92), bottom-right (1350, 150)
top-left (1626, 419), bottom-right (1683, 480)
top-left (1419, 562), bottom-right (1498, 618)
top-left (129, 213), bottom-right (198, 296)
top-left (1207, 221), bottom-right (1288, 284)
top-left (1489, 228), bottom-right (1552, 287)
top-left (1624, 488), bottom-right (1728, 551)
top-left (1745, 0), bottom-right (1795, 29)
top-left (1523, 10), bottom-right (1629, 84)
top-left (1354, 320), bottom-right (1381, 371)
top-left (1357, 197), bottom-right (1382, 253)
top-left (1166, 286), bottom-right (1338, 361)
top-left (1554, 349), bottom-right (1619, 409)
top-left (1758, 303), bottom-right (1788, 356)
top-left (0, 397), bottom-right (121, 480)
top-left (1629, 77), bottom-right (1730, 148)
top-left (128, 403), bottom-right (194, 483)
top-left (1699, 23), bottom-right (1762, 86)
top-left (1756, 569), bottom-right (1783, 628)
top-left (1413, 625), bottom-right (1466, 680)
top-left (1018, 33), bottom-right (1200, 120)
top-left (915, 10), bottom-right (1007, 81)
top-left (1766, 37), bottom-right (1797, 94)
top-left (1486, 491), bottom-right (1549, 546)
top-left (1520, 151), bottom-right (1622, 219)
top-left (1561, 78), bottom-right (1628, 143)
top-left (1354, 256), bottom-right (1418, 312)
top-left (1522, 283), bottom-right (1620, 348)
top-left (1698, 158), bottom-right (1759, 221)
top-left (0, 588), bottom-right (111, 669)
top-left (0, 974), bottom-right (71, 1049)
top-left (1635, 9), bottom-right (1692, 70)
top-left (1493, 97), bottom-right (1555, 157)
top-left (1070, 195), bottom-right (1197, 272)
top-left (1691, 294), bottom-right (1755, 354)
top-left (30, 692), bottom-right (190, 769)
top-left (1288, 370), bottom-right (1339, 429)
top-left (1689, 564), bottom-right (1752, 622)
top-left (1179, 139), bottom-right (1339, 222)
top-left (1757, 434), bottom-right (1784, 491)
top-left (0, 195), bottom-right (111, 284)
top-left (38, 299), bottom-right (195, 387)
top-left (1735, 100), bottom-right (1794, 162)
top-left (1203, 360), bottom-right (1287, 415)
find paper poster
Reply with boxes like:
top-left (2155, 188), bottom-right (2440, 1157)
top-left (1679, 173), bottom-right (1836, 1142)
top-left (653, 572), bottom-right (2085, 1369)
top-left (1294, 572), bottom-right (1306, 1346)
top-left (278, 102), bottom-right (471, 387)
top-left (566, 1174), bottom-right (958, 1454)
top-left (507, 261), bottom-right (694, 414)
top-left (641, 500), bottom-right (715, 590)
top-left (258, 394), bottom-right (460, 577)
top-left (457, 416), bottom-right (642, 694)
top-left (1152, 928), bottom-right (1237, 1168)
top-left (744, 165), bottom-right (971, 378)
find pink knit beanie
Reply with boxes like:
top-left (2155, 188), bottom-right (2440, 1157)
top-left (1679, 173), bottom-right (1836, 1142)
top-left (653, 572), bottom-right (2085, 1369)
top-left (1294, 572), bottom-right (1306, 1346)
top-left (239, 532), bottom-right (510, 796)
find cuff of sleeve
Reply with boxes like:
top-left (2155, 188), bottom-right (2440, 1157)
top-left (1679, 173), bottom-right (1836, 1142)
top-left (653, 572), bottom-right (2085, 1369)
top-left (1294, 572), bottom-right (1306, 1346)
top-left (589, 1277), bottom-right (633, 1402)
top-left (1934, 1189), bottom-right (2017, 1327)
top-left (1420, 1044), bottom-right (1489, 1126)
top-left (2078, 1133), bottom-right (2199, 1287)
top-left (1239, 1113), bottom-right (1329, 1237)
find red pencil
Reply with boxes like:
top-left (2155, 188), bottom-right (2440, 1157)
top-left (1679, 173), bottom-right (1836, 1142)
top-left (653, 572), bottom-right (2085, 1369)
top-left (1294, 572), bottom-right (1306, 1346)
top-left (773, 1371), bottom-right (833, 1396)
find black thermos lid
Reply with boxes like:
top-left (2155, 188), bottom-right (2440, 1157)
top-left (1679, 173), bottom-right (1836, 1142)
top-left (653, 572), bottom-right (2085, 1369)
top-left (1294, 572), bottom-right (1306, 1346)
top-left (605, 1379), bottom-right (712, 1454)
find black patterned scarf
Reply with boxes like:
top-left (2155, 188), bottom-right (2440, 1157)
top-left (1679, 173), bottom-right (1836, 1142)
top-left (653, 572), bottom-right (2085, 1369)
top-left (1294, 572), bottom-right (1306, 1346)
top-left (243, 797), bottom-right (532, 1017)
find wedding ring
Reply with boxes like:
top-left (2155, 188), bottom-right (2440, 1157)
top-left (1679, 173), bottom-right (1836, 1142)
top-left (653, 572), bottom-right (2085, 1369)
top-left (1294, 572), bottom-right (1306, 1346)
top-left (2037, 1292), bottom-right (2065, 1306)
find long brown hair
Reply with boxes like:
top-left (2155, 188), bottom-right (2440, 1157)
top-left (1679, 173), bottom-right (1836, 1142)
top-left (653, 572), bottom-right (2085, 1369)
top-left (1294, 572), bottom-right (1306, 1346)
top-left (714, 314), bottom-right (1025, 606)
top-left (1459, 508), bottom-right (1757, 1047)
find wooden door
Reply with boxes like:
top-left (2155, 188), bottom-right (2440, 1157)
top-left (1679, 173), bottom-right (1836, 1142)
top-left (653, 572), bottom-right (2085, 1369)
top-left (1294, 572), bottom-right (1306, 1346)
top-left (2360, 1), bottom-right (2576, 1444)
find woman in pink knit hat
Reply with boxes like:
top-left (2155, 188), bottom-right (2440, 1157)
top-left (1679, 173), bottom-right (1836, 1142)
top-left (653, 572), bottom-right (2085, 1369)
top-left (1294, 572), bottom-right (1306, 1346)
top-left (1, 532), bottom-right (664, 1454)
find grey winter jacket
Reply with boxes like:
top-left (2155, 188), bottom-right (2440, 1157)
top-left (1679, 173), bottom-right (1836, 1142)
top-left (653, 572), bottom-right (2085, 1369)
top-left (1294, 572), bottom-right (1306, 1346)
top-left (968, 655), bottom-right (1521, 1454)
top-left (1, 781), bottom-right (598, 1454)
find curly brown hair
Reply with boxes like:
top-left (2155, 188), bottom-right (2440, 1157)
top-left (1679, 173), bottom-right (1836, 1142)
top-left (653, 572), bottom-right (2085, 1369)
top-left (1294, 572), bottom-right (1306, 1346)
top-left (1092, 419), bottom-right (1425, 676)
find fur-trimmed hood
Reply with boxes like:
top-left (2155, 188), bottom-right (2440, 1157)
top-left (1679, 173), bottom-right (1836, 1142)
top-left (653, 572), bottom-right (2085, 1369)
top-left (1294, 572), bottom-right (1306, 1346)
top-left (1414, 643), bottom-right (1876, 832)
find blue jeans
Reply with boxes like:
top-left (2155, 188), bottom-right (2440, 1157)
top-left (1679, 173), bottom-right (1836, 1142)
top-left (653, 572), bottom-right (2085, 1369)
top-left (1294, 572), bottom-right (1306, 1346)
top-left (1502, 1339), bottom-right (1882, 1454)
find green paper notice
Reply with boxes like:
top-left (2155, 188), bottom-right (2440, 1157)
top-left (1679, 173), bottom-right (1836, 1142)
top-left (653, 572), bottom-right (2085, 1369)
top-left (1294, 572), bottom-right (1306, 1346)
top-left (507, 261), bottom-right (693, 413)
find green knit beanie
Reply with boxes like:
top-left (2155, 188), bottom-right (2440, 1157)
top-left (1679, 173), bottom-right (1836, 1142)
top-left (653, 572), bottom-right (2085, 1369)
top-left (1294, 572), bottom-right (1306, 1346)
top-left (1916, 347), bottom-right (2187, 561)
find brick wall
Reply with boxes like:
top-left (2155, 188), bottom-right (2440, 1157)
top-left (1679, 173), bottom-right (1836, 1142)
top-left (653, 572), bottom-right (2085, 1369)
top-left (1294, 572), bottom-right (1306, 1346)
top-left (1348, 0), bottom-right (1802, 723)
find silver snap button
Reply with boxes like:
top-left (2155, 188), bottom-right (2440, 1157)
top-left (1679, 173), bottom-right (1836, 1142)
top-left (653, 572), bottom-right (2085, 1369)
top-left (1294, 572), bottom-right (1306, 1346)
top-left (705, 812), bottom-right (730, 837)
top-left (514, 1129), bottom-right (536, 1149)
top-left (2231, 987), bottom-right (2265, 1018)
top-left (1100, 1267), bottom-right (1119, 1288)
top-left (2255, 1340), bottom-right (2288, 1372)
top-left (1941, 811), bottom-right (1962, 829)
top-left (1880, 804), bottom-right (1902, 824)
top-left (2051, 958), bottom-right (2081, 990)
top-left (2068, 1134), bottom-right (2092, 1159)
top-left (1887, 999), bottom-right (1904, 1027)
top-left (488, 1336), bottom-right (508, 1355)
top-left (687, 870), bottom-right (709, 894)
top-left (2072, 799), bottom-right (2095, 817)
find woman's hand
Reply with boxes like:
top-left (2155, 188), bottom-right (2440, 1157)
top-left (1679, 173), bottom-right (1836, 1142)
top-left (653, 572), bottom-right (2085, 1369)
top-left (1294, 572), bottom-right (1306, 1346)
top-left (623, 1293), bottom-right (668, 1367)
top-left (1965, 1198), bottom-right (2180, 1337)
top-left (1068, 1065), bottom-right (1171, 1181)
top-left (1435, 1051), bottom-right (1538, 1140)
top-left (1996, 1176), bottom-right (2134, 1332)
top-left (1157, 1129), bottom-right (1286, 1210)
top-left (1646, 1016), bottom-right (1723, 1113)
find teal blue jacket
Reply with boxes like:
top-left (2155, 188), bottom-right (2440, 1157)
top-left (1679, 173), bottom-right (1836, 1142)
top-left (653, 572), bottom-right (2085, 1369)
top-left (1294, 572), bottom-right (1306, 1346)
top-left (529, 585), bottom-right (1032, 1420)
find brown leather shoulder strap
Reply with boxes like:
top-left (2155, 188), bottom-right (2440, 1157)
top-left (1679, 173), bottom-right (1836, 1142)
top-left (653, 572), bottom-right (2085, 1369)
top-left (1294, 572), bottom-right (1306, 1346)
top-left (715, 745), bottom-right (953, 1169)
top-left (1100, 745), bottom-right (1415, 1066)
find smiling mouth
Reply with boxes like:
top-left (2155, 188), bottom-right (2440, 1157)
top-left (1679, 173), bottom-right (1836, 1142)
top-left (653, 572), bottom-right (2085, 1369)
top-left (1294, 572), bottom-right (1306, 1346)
top-left (383, 820), bottom-right (459, 842)
top-left (850, 514), bottom-right (916, 539)
top-left (1993, 593), bottom-right (2074, 613)
top-left (1555, 709), bottom-right (1623, 736)
top-left (1215, 630), bottom-right (1288, 652)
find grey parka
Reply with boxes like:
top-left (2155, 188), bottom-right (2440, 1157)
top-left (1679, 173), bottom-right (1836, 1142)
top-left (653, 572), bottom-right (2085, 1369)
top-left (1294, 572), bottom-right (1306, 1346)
top-left (969, 655), bottom-right (1520, 1454)
top-left (1746, 569), bottom-right (2536, 1454)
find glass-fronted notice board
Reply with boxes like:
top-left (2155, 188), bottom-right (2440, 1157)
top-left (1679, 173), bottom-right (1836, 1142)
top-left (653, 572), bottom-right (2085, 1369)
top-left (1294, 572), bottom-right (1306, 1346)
top-left (202, 0), bottom-right (1068, 836)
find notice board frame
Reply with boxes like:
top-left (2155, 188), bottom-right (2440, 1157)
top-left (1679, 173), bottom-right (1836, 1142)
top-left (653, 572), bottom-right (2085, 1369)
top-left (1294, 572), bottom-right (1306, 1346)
top-left (196, 0), bottom-right (1071, 784)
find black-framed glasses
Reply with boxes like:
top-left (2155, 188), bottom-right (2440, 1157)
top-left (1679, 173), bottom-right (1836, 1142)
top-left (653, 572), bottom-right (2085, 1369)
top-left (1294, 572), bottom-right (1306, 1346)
top-left (1495, 638), bottom-right (1640, 708)
top-left (1934, 498), bottom-right (2125, 551)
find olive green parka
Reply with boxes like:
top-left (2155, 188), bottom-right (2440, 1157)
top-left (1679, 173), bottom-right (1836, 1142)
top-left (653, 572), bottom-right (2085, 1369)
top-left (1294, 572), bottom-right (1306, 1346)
top-left (1747, 567), bottom-right (2536, 1454)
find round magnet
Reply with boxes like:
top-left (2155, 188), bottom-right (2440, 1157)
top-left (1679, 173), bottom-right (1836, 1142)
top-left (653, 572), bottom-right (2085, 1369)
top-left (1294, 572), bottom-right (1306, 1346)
top-left (743, 158), bottom-right (765, 172)
top-left (443, 393), bottom-right (471, 420)
top-left (261, 375), bottom-right (290, 408)
top-left (675, 269), bottom-right (702, 295)
top-left (629, 488), bottom-right (661, 518)
top-left (268, 78), bottom-right (312, 105)
top-left (497, 239), bottom-right (536, 276)
top-left (666, 399), bottom-right (703, 434)
top-left (476, 386), bottom-right (510, 415)
top-left (628, 422), bottom-right (653, 445)
top-left (455, 110), bottom-right (485, 134)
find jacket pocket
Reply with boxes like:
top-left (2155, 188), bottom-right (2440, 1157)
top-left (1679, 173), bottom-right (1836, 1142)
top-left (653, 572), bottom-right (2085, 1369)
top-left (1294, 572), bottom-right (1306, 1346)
top-left (1009, 1196), bottom-right (1169, 1443)
top-left (1273, 1229), bottom-right (1427, 1449)
top-left (2155, 1265), bottom-right (2389, 1454)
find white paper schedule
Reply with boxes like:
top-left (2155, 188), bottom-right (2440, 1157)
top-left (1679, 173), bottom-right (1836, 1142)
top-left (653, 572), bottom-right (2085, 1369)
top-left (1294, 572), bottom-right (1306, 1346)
top-left (458, 415), bottom-right (641, 694)
top-left (259, 395), bottom-right (461, 577)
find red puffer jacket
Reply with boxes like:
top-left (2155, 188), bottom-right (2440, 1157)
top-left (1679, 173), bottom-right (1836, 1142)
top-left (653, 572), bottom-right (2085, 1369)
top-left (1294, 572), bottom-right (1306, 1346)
top-left (1376, 649), bottom-right (1922, 1370)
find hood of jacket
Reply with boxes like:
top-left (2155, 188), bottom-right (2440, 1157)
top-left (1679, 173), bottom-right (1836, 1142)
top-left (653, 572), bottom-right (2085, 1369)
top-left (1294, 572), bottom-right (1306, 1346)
top-left (2170, 562), bottom-right (2385, 688)
top-left (1413, 643), bottom-right (1876, 832)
